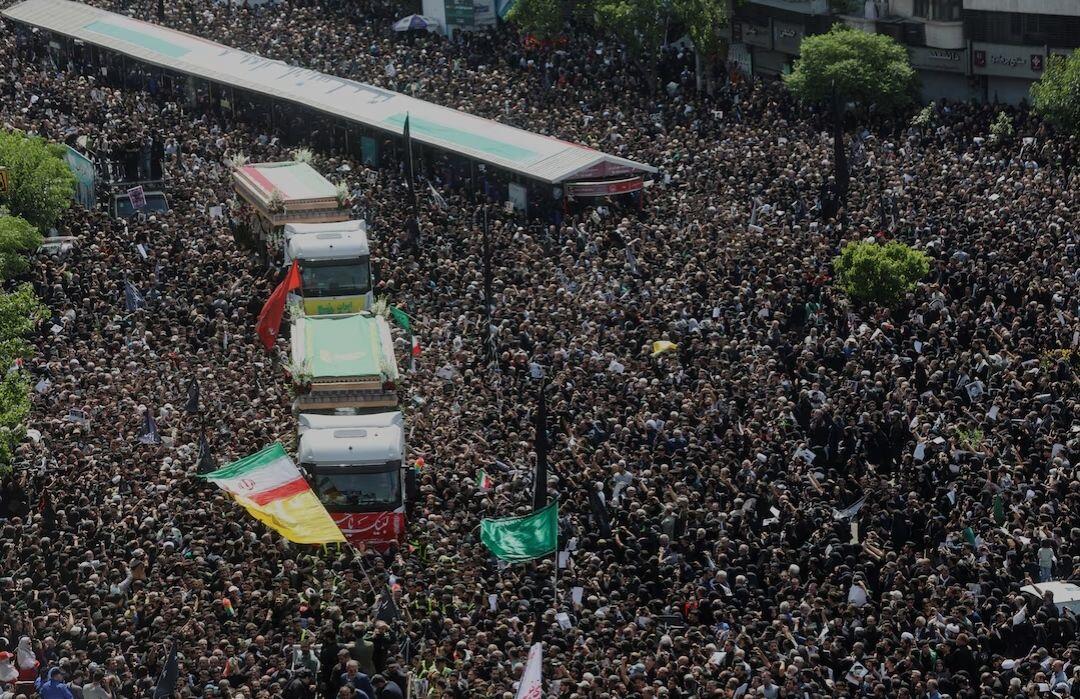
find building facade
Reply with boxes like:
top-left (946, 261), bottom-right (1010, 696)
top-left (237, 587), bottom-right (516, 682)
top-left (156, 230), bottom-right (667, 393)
top-left (728, 0), bottom-right (1080, 105)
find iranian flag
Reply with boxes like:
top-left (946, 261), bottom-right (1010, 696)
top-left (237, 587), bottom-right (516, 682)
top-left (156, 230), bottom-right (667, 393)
top-left (199, 443), bottom-right (344, 544)
top-left (476, 470), bottom-right (493, 491)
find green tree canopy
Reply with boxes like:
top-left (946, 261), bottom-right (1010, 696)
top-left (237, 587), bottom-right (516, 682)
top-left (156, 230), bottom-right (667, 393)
top-left (593, 0), bottom-right (669, 78)
top-left (0, 131), bottom-right (75, 230)
top-left (0, 214), bottom-right (43, 281)
top-left (833, 240), bottom-right (929, 307)
top-left (672, 0), bottom-right (729, 59)
top-left (0, 283), bottom-right (47, 469)
top-left (1031, 49), bottom-right (1080, 134)
top-left (783, 25), bottom-right (915, 111)
top-left (506, 0), bottom-right (563, 39)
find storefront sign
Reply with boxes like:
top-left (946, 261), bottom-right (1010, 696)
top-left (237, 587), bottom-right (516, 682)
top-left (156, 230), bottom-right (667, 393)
top-left (566, 177), bottom-right (643, 198)
top-left (908, 46), bottom-right (967, 74)
top-left (741, 21), bottom-right (772, 50)
top-left (772, 21), bottom-right (805, 55)
top-left (972, 42), bottom-right (1046, 78)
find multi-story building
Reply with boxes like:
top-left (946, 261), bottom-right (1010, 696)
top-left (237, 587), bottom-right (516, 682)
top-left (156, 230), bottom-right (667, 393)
top-left (728, 0), bottom-right (1080, 105)
top-left (728, 0), bottom-right (836, 78)
top-left (963, 0), bottom-right (1080, 103)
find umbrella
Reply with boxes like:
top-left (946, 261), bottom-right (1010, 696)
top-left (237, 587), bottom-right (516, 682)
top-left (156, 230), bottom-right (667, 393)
top-left (393, 14), bottom-right (440, 32)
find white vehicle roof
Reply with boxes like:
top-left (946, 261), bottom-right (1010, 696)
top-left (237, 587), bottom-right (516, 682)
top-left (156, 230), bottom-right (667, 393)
top-left (1021, 581), bottom-right (1080, 604)
top-left (298, 412), bottom-right (404, 464)
top-left (284, 220), bottom-right (369, 263)
top-left (298, 411), bottom-right (402, 434)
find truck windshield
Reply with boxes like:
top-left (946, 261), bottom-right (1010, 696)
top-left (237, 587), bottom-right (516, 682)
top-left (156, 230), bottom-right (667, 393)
top-left (311, 462), bottom-right (400, 512)
top-left (301, 258), bottom-right (371, 298)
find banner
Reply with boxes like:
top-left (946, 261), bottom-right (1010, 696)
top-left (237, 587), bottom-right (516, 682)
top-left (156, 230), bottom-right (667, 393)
top-left (565, 177), bottom-right (643, 198)
top-left (63, 146), bottom-right (96, 209)
top-left (514, 642), bottom-right (542, 699)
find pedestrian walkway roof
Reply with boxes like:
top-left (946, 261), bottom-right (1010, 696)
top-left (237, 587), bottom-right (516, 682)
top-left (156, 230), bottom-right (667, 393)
top-left (3, 0), bottom-right (656, 184)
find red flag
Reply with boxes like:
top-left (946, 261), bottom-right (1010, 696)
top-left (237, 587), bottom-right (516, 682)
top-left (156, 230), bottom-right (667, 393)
top-left (256, 261), bottom-right (301, 351)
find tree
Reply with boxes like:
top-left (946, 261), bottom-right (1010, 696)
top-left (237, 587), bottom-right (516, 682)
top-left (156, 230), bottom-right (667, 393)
top-left (0, 284), bottom-right (47, 469)
top-left (833, 240), bottom-right (929, 307)
top-left (1031, 50), bottom-right (1080, 134)
top-left (989, 110), bottom-right (1014, 143)
top-left (672, 0), bottom-right (730, 94)
top-left (0, 131), bottom-right (75, 231)
top-left (593, 0), bottom-right (670, 92)
top-left (0, 214), bottom-right (43, 281)
top-left (507, 0), bottom-right (563, 39)
top-left (783, 25), bottom-right (915, 112)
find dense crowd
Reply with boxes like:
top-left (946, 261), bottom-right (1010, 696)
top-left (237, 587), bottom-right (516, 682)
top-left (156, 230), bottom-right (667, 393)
top-left (0, 0), bottom-right (1078, 697)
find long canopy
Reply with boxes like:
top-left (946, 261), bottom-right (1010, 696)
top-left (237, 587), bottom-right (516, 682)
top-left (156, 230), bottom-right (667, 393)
top-left (3, 0), bottom-right (655, 185)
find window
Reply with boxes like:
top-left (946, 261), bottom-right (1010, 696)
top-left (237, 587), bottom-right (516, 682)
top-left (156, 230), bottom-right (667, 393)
top-left (312, 463), bottom-right (402, 512)
top-left (300, 257), bottom-right (371, 298)
top-left (931, 0), bottom-right (961, 21)
top-left (913, 0), bottom-right (929, 18)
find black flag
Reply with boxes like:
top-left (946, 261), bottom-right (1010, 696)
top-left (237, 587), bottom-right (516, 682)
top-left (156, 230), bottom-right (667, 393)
top-left (138, 410), bottom-right (161, 445)
top-left (533, 381), bottom-right (549, 511)
top-left (403, 113), bottom-right (419, 222)
top-left (184, 379), bottom-right (200, 415)
top-left (375, 585), bottom-right (401, 624)
top-left (153, 644), bottom-right (178, 699)
top-left (196, 430), bottom-right (217, 475)
top-left (481, 205), bottom-right (497, 371)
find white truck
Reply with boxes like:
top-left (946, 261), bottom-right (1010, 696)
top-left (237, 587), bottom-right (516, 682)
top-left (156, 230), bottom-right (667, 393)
top-left (298, 412), bottom-right (409, 548)
top-left (284, 220), bottom-right (373, 315)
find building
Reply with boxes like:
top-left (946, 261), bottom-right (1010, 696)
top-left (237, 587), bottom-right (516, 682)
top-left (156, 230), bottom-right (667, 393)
top-left (730, 0), bottom-right (836, 78)
top-left (839, 0), bottom-right (975, 102)
top-left (963, 0), bottom-right (1080, 104)
top-left (731, 0), bottom-right (1078, 105)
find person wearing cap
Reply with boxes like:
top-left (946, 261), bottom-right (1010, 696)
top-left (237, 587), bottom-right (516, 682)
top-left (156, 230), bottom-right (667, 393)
top-left (35, 667), bottom-right (73, 699)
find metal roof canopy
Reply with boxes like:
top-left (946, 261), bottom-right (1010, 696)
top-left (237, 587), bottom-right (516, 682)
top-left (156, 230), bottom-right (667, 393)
top-left (3, 0), bottom-right (656, 184)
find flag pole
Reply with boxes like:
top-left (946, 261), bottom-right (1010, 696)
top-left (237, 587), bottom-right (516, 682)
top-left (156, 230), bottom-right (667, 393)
top-left (553, 544), bottom-right (559, 612)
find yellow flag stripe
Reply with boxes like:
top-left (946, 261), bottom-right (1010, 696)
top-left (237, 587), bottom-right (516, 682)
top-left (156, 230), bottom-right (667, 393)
top-left (234, 490), bottom-right (345, 544)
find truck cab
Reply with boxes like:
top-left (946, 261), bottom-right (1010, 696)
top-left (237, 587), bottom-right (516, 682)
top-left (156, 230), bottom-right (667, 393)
top-left (298, 412), bottom-right (407, 548)
top-left (284, 220), bottom-right (373, 315)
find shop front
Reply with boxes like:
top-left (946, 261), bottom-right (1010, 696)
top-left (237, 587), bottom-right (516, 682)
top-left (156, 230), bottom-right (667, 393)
top-left (908, 46), bottom-right (976, 102)
top-left (971, 42), bottom-right (1046, 105)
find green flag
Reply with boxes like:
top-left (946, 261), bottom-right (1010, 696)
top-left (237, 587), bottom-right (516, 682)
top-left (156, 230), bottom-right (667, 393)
top-left (390, 306), bottom-right (411, 332)
top-left (481, 500), bottom-right (558, 562)
top-left (993, 494), bottom-right (1005, 525)
top-left (963, 526), bottom-right (978, 549)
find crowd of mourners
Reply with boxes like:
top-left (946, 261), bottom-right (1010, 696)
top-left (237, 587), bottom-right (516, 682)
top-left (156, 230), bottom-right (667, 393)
top-left (0, 0), bottom-right (1078, 697)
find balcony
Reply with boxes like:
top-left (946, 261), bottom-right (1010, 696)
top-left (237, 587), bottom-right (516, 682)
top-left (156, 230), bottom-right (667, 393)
top-left (923, 19), bottom-right (964, 48)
